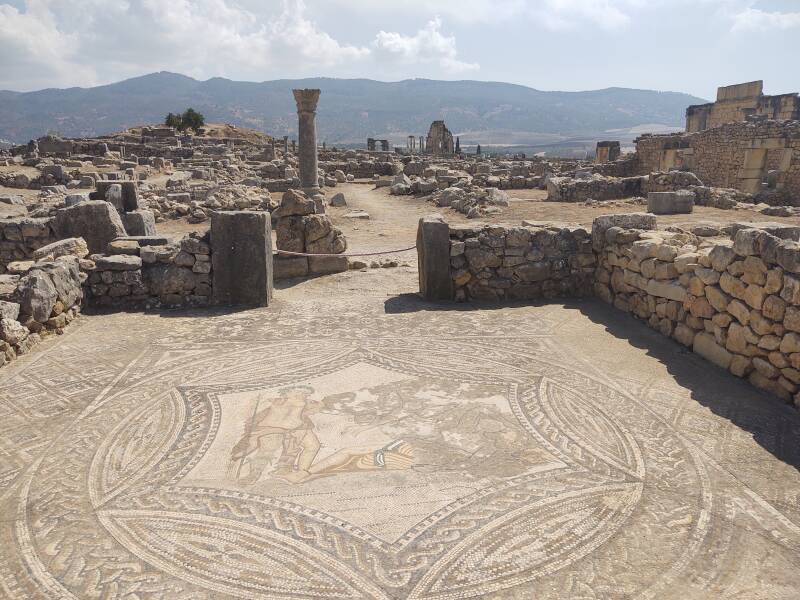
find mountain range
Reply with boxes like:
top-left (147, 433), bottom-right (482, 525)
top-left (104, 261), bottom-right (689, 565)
top-left (0, 72), bottom-right (705, 148)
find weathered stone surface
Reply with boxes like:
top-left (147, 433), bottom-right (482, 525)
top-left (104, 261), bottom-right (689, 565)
top-left (14, 270), bottom-right (57, 322)
top-left (418, 215), bottom-right (453, 301)
top-left (122, 210), bottom-right (157, 236)
top-left (92, 255), bottom-right (142, 271)
top-left (211, 211), bottom-right (273, 307)
top-left (95, 180), bottom-right (140, 212)
top-left (709, 242), bottom-right (736, 272)
top-left (303, 214), bottom-right (333, 243)
top-left (0, 317), bottom-right (28, 345)
top-left (329, 193), bottom-right (347, 207)
top-left (308, 255), bottom-right (349, 275)
top-left (693, 332), bottom-right (733, 370)
top-left (647, 190), bottom-right (694, 215)
top-left (0, 300), bottom-right (20, 321)
top-left (53, 201), bottom-right (127, 254)
top-left (37, 258), bottom-right (82, 308)
top-left (107, 240), bottom-right (140, 255)
top-left (275, 216), bottom-right (305, 253)
top-left (143, 263), bottom-right (196, 295)
top-left (645, 280), bottom-right (686, 302)
top-left (32, 237), bottom-right (89, 261)
top-left (276, 189), bottom-right (315, 217)
top-left (273, 256), bottom-right (309, 279)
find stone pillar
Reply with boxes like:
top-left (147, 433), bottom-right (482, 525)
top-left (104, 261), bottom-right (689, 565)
top-left (417, 214), bottom-right (454, 301)
top-left (293, 89), bottom-right (321, 196)
top-left (419, 136), bottom-right (425, 154)
top-left (211, 211), bottom-right (273, 307)
top-left (283, 135), bottom-right (289, 155)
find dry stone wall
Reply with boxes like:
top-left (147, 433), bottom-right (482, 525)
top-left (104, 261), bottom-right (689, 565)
top-left (594, 222), bottom-right (800, 405)
top-left (546, 175), bottom-right (644, 202)
top-left (0, 249), bottom-right (85, 368)
top-left (448, 223), bottom-right (596, 302)
top-left (420, 212), bottom-right (800, 408)
top-left (0, 218), bottom-right (58, 272)
top-left (85, 234), bottom-right (212, 308)
top-left (635, 120), bottom-right (800, 203)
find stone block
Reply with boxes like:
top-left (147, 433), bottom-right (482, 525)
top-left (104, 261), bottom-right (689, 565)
top-left (273, 256), bottom-right (309, 279)
top-left (52, 201), bottom-right (126, 255)
top-left (647, 191), bottom-right (694, 215)
top-left (121, 210), bottom-right (156, 236)
top-left (693, 332), bottom-right (733, 370)
top-left (95, 180), bottom-right (140, 212)
top-left (211, 211), bottom-right (273, 307)
top-left (308, 255), bottom-right (348, 275)
top-left (32, 237), bottom-right (88, 261)
top-left (417, 215), bottom-right (454, 301)
top-left (92, 255), bottom-right (142, 271)
top-left (645, 279), bottom-right (687, 302)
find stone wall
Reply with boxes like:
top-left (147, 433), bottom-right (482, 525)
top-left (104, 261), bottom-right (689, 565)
top-left (635, 120), bottom-right (800, 203)
top-left (448, 223), bottom-right (596, 302)
top-left (0, 217), bottom-right (58, 273)
top-left (686, 81), bottom-right (800, 132)
top-left (594, 221), bottom-right (800, 404)
top-left (85, 234), bottom-right (212, 308)
top-left (546, 175), bottom-right (644, 202)
top-left (0, 248), bottom-right (85, 368)
top-left (418, 212), bottom-right (800, 407)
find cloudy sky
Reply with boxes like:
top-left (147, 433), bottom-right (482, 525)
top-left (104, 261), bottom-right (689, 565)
top-left (0, 0), bottom-right (797, 99)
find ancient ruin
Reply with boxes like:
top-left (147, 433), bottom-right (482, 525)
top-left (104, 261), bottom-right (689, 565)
top-left (686, 80), bottom-right (800, 132)
top-left (2, 73), bottom-right (800, 599)
top-left (425, 120), bottom-right (455, 156)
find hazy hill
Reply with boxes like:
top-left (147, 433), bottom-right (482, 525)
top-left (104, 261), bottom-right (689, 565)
top-left (0, 72), bottom-right (705, 147)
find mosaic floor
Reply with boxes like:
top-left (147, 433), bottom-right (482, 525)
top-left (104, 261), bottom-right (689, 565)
top-left (2, 270), bottom-right (800, 599)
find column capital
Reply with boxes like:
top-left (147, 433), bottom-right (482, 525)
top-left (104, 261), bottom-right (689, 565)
top-left (293, 89), bottom-right (321, 114)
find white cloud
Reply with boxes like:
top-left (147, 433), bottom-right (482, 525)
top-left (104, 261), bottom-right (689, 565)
top-left (532, 0), bottom-right (638, 31)
top-left (730, 7), bottom-right (800, 31)
top-left (373, 17), bottom-right (479, 73)
top-left (329, 0), bottom-right (640, 30)
top-left (0, 0), bottom-right (371, 90)
top-left (0, 1), bottom-right (96, 89)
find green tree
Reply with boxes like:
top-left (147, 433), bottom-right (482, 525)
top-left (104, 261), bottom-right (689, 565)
top-left (455, 136), bottom-right (461, 154)
top-left (180, 108), bottom-right (205, 132)
top-left (476, 144), bottom-right (482, 155)
top-left (164, 112), bottom-right (182, 128)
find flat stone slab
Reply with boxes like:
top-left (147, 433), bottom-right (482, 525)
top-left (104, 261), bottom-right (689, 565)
top-left (647, 190), bottom-right (695, 215)
top-left (114, 235), bottom-right (176, 246)
top-left (1, 284), bottom-right (800, 598)
top-left (91, 254), bottom-right (142, 271)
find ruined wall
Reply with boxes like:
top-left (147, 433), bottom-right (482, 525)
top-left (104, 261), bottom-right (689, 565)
top-left (425, 121), bottom-right (454, 157)
top-left (686, 81), bottom-right (800, 132)
top-left (322, 160), bottom-right (394, 178)
top-left (419, 213), bottom-right (800, 407)
top-left (635, 120), bottom-right (800, 203)
top-left (595, 141), bottom-right (620, 163)
top-left (0, 218), bottom-right (58, 273)
top-left (448, 223), bottom-right (596, 302)
top-left (0, 255), bottom-right (83, 368)
top-left (546, 175), bottom-right (644, 202)
top-left (85, 235), bottom-right (212, 308)
top-left (595, 223), bottom-right (800, 403)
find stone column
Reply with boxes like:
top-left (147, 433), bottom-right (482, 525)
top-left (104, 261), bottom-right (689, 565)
top-left (293, 89), bottom-right (321, 195)
top-left (283, 135), bottom-right (289, 155)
